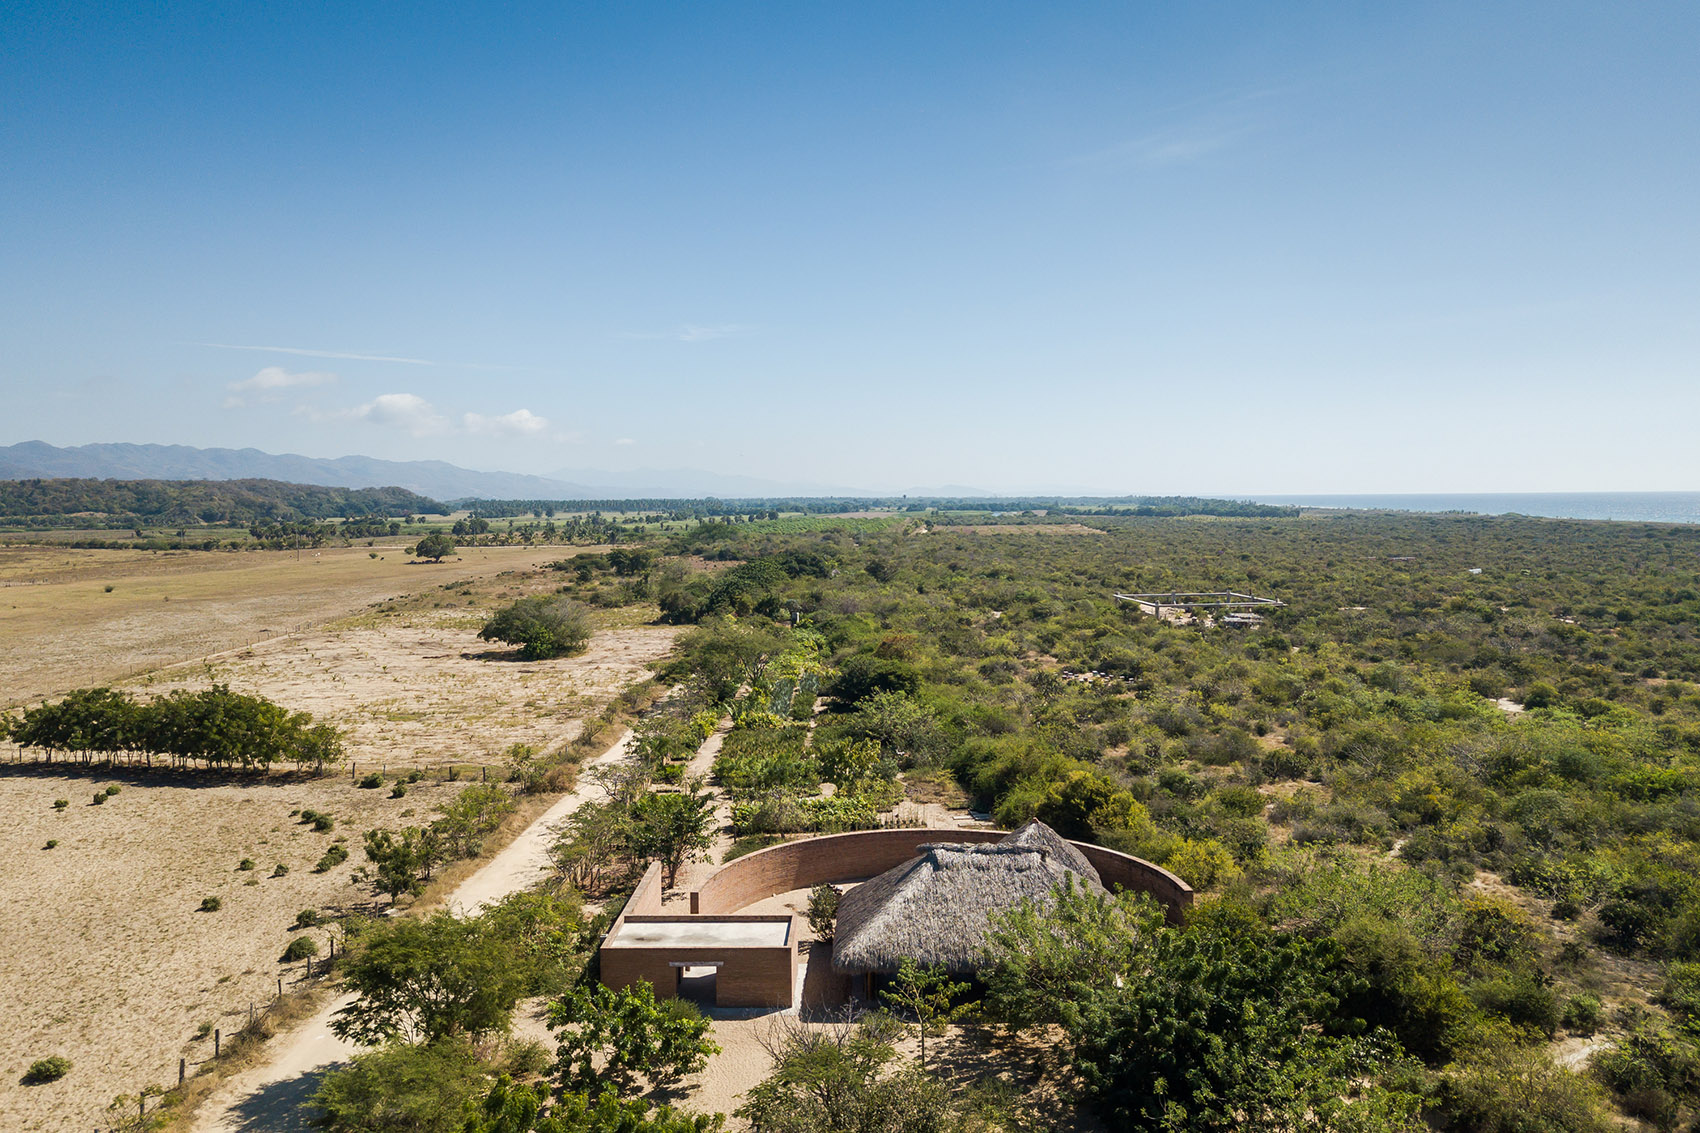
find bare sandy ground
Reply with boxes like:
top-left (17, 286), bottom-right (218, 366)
top-left (138, 616), bottom-right (677, 771)
top-left (0, 544), bottom-right (586, 708)
top-left (190, 732), bottom-right (639, 1133)
top-left (0, 769), bottom-right (433, 1131)
top-left (0, 542), bottom-right (680, 1130)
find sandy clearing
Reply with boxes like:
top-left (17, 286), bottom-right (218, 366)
top-left (0, 770), bottom-right (433, 1132)
top-left (190, 732), bottom-right (640, 1132)
top-left (0, 544), bottom-right (590, 708)
top-left (135, 617), bottom-right (678, 771)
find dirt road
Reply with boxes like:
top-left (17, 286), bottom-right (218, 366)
top-left (191, 730), bottom-right (637, 1132)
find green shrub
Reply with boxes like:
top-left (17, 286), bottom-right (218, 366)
top-left (502, 1038), bottom-right (552, 1077)
top-left (42, 839), bottom-right (57, 850)
top-left (238, 858), bottom-right (255, 871)
top-left (1591, 1023), bottom-right (1700, 1128)
top-left (22, 1056), bottom-right (71, 1084)
top-left (272, 863), bottom-right (289, 877)
top-left (91, 792), bottom-right (106, 805)
top-left (1434, 1047), bottom-right (1611, 1132)
top-left (406, 769), bottom-right (422, 783)
top-left (292, 909), bottom-right (325, 930)
top-left (1470, 970), bottom-right (1561, 1036)
top-left (1562, 994), bottom-right (1603, 1035)
top-left (312, 813), bottom-right (335, 833)
top-left (314, 844), bottom-right (349, 872)
top-left (478, 595), bottom-right (593, 659)
top-left (389, 783), bottom-right (407, 799)
top-left (282, 936), bottom-right (319, 962)
top-left (807, 884), bottom-right (841, 940)
top-left (104, 785), bottom-right (120, 797)
top-left (52, 798), bottom-right (68, 811)
top-left (199, 896), bottom-right (222, 912)
top-left (358, 773), bottom-right (383, 789)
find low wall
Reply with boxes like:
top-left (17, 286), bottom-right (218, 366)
top-left (606, 860), bottom-right (665, 941)
top-left (691, 828), bottom-right (1192, 921)
top-left (601, 913), bottom-right (798, 1008)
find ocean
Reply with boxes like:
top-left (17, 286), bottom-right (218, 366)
top-left (1248, 493), bottom-right (1700, 525)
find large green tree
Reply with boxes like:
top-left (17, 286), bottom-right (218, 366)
top-left (548, 981), bottom-right (718, 1092)
top-left (413, 532), bottom-right (456, 561)
top-left (332, 914), bottom-right (527, 1045)
top-left (480, 595), bottom-right (593, 660)
top-left (311, 1038), bottom-right (485, 1133)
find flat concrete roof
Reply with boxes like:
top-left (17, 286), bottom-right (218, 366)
top-left (605, 919), bottom-right (791, 949)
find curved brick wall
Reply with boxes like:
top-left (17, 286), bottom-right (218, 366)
top-left (691, 828), bottom-right (1192, 921)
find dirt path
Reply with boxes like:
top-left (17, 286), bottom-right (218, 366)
top-left (190, 731), bottom-right (638, 1132)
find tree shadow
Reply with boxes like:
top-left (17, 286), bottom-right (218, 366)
top-left (459, 648), bottom-right (529, 662)
top-left (222, 1063), bottom-right (343, 1132)
top-left (0, 760), bottom-right (326, 791)
top-left (926, 1022), bottom-right (1063, 1096)
top-left (799, 941), bottom-right (853, 1019)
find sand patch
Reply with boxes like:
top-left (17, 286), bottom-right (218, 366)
top-left (0, 770), bottom-right (428, 1131)
top-left (0, 544), bottom-right (589, 708)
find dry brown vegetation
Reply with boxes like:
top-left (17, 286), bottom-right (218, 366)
top-left (0, 543), bottom-right (582, 708)
top-left (0, 544), bottom-right (678, 1130)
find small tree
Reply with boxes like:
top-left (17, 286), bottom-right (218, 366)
top-left (359, 827), bottom-right (441, 905)
top-left (807, 884), bottom-right (841, 941)
top-left (548, 980), bottom-right (719, 1092)
top-left (479, 595), bottom-right (593, 660)
top-left (629, 784), bottom-right (716, 886)
top-left (414, 533), bottom-right (456, 562)
top-left (879, 959), bottom-right (975, 1070)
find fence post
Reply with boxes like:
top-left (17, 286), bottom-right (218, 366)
top-left (214, 1029), bottom-right (220, 1057)
top-left (179, 1058), bottom-right (185, 1085)
top-left (278, 976), bottom-right (283, 998)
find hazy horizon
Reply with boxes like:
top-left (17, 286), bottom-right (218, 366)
top-left (4, 3), bottom-right (1697, 494)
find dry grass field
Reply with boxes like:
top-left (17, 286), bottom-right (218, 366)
top-left (0, 542), bottom-right (579, 708)
top-left (0, 771), bottom-right (427, 1131)
top-left (0, 543), bottom-right (679, 1130)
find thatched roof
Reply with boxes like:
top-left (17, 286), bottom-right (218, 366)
top-left (999, 819), bottom-right (1101, 887)
top-left (831, 825), bottom-right (1104, 975)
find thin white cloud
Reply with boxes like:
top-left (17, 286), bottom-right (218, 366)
top-left (1071, 126), bottom-right (1242, 169)
top-left (614, 437), bottom-right (636, 446)
top-left (621, 323), bottom-right (753, 343)
top-left (230, 366), bottom-right (338, 392)
top-left (331, 393), bottom-right (550, 439)
top-left (347, 392), bottom-right (451, 436)
top-left (199, 342), bottom-right (437, 365)
top-left (465, 408), bottom-right (549, 437)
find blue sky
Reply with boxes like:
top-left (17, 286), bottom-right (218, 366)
top-left (3, 2), bottom-right (1696, 493)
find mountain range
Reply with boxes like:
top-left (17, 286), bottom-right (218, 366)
top-left (0, 441), bottom-right (875, 501)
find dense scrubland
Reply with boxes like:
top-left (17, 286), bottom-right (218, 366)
top-left (632, 512), bottom-right (1700, 1132)
top-left (11, 505), bottom-right (1700, 1132)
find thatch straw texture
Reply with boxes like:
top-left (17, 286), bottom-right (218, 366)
top-left (831, 826), bottom-right (1104, 975)
top-left (1000, 819), bottom-right (1102, 887)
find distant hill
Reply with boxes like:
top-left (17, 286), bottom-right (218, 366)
top-left (0, 442), bottom-right (867, 499)
top-left (0, 478), bottom-right (442, 526)
top-left (0, 441), bottom-right (601, 500)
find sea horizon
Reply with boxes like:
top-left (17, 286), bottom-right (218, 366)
top-left (1245, 491), bottom-right (1700, 525)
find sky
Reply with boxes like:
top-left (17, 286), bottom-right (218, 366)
top-left (3, 2), bottom-right (1697, 495)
